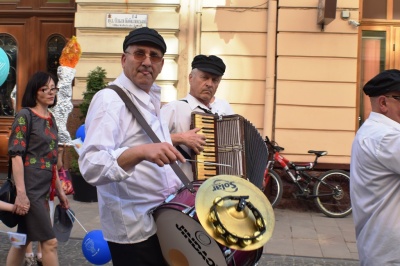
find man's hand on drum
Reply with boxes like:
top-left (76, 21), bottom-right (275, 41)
top-left (181, 128), bottom-right (207, 154)
top-left (143, 143), bottom-right (186, 167)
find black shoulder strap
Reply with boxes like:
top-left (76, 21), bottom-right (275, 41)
top-left (180, 98), bottom-right (212, 114)
top-left (176, 145), bottom-right (191, 160)
top-left (8, 108), bottom-right (33, 181)
top-left (106, 85), bottom-right (195, 192)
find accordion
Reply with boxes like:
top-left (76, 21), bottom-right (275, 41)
top-left (191, 112), bottom-right (268, 189)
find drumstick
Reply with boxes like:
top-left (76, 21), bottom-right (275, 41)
top-left (186, 159), bottom-right (232, 167)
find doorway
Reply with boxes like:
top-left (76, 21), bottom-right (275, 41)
top-left (0, 1), bottom-right (75, 173)
top-left (359, 26), bottom-right (400, 125)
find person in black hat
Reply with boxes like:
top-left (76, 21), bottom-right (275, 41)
top-left (161, 54), bottom-right (233, 180)
top-left (78, 27), bottom-right (185, 266)
top-left (350, 69), bottom-right (400, 265)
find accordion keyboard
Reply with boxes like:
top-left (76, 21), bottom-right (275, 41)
top-left (192, 113), bottom-right (218, 178)
top-left (191, 112), bottom-right (268, 189)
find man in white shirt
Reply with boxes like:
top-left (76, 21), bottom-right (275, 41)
top-left (161, 55), bottom-right (233, 180)
top-left (350, 69), bottom-right (400, 266)
top-left (210, 96), bottom-right (234, 115)
top-left (78, 27), bottom-right (185, 266)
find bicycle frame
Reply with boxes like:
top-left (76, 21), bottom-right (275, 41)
top-left (263, 136), bottom-right (352, 218)
top-left (265, 141), bottom-right (330, 198)
top-left (267, 150), bottom-right (306, 193)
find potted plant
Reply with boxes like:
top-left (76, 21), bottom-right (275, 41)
top-left (70, 66), bottom-right (107, 202)
top-left (79, 66), bottom-right (107, 119)
top-left (69, 148), bottom-right (98, 202)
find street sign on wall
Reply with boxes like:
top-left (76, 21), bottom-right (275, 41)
top-left (106, 14), bottom-right (148, 29)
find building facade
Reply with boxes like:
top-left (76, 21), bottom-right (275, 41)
top-left (0, 0), bottom-right (397, 173)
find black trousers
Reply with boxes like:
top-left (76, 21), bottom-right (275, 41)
top-left (107, 234), bottom-right (168, 266)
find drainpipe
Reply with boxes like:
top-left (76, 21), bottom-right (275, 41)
top-left (184, 0), bottom-right (200, 97)
top-left (263, 0), bottom-right (278, 139)
top-left (194, 0), bottom-right (202, 55)
top-left (184, 0), bottom-right (202, 97)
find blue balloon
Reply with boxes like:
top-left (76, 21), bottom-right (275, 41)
top-left (76, 124), bottom-right (85, 142)
top-left (0, 48), bottom-right (10, 87)
top-left (82, 230), bottom-right (111, 265)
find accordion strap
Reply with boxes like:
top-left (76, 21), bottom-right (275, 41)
top-left (106, 85), bottom-right (195, 193)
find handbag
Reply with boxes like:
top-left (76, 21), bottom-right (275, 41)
top-left (0, 158), bottom-right (21, 228)
top-left (58, 166), bottom-right (74, 195)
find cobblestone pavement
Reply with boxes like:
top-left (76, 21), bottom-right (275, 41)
top-left (0, 237), bottom-right (359, 266)
top-left (0, 195), bottom-right (360, 265)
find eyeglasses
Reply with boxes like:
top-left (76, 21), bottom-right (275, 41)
top-left (384, 95), bottom-right (400, 101)
top-left (124, 51), bottom-right (163, 64)
top-left (40, 86), bottom-right (59, 94)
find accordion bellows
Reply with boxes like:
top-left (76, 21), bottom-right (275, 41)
top-left (191, 112), bottom-right (268, 189)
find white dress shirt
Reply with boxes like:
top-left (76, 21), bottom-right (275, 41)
top-left (350, 111), bottom-right (400, 265)
top-left (211, 97), bottom-right (234, 116)
top-left (78, 72), bottom-right (182, 243)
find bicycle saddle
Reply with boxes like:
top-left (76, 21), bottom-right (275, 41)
top-left (308, 150), bottom-right (328, 157)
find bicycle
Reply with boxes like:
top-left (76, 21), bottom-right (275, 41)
top-left (262, 136), bottom-right (352, 218)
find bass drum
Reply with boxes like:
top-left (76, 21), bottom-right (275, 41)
top-left (152, 181), bottom-right (263, 266)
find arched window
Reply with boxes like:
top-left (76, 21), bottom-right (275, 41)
top-left (0, 33), bottom-right (17, 116)
top-left (47, 34), bottom-right (66, 80)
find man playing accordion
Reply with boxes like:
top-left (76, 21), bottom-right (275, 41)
top-left (161, 55), bottom-right (232, 181)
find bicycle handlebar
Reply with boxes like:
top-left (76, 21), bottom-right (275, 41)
top-left (265, 136), bottom-right (326, 170)
top-left (265, 136), bottom-right (284, 152)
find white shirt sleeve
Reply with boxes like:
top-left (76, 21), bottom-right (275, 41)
top-left (161, 100), bottom-right (193, 134)
top-left (78, 89), bottom-right (133, 186)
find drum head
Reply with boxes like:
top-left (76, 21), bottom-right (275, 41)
top-left (154, 208), bottom-right (226, 266)
top-left (195, 175), bottom-right (275, 251)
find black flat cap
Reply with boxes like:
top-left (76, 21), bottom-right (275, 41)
top-left (364, 69), bottom-right (400, 97)
top-left (123, 27), bottom-right (166, 54)
top-left (191, 55), bottom-right (226, 76)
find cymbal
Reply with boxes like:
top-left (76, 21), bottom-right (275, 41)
top-left (195, 175), bottom-right (275, 251)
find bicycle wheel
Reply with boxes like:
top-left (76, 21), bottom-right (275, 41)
top-left (262, 169), bottom-right (283, 208)
top-left (313, 170), bottom-right (352, 218)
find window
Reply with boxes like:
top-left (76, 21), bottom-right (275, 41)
top-left (363, 0), bottom-right (400, 20)
top-left (359, 30), bottom-right (387, 124)
top-left (47, 34), bottom-right (66, 80)
top-left (363, 0), bottom-right (387, 19)
top-left (361, 31), bottom-right (386, 74)
top-left (394, 0), bottom-right (400, 19)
